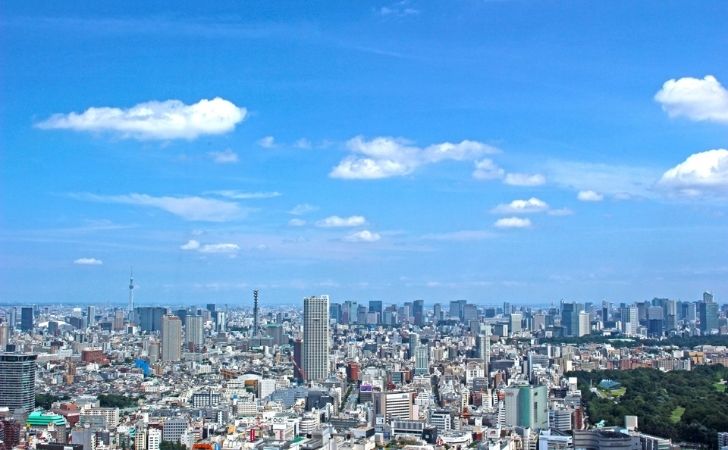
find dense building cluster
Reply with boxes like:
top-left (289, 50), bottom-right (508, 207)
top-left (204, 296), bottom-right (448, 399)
top-left (0, 291), bottom-right (727, 450)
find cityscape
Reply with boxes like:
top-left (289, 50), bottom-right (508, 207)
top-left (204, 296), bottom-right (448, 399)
top-left (2, 2), bottom-right (728, 450)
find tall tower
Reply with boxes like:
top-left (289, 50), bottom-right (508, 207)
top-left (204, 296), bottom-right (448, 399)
top-left (128, 268), bottom-right (135, 324)
top-left (253, 290), bottom-right (260, 337)
top-left (303, 295), bottom-right (330, 382)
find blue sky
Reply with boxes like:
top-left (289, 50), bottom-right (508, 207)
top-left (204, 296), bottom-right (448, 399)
top-left (2, 0), bottom-right (728, 306)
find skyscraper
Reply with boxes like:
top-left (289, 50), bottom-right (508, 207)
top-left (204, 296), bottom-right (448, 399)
top-left (0, 353), bottom-right (37, 417)
top-left (86, 306), bottom-right (95, 328)
top-left (578, 311), bottom-right (590, 337)
top-left (0, 322), bottom-right (9, 350)
top-left (503, 385), bottom-right (549, 430)
top-left (560, 302), bottom-right (582, 337)
top-left (185, 315), bottom-right (204, 352)
top-left (161, 315), bottom-right (182, 362)
top-left (20, 307), bottom-right (33, 332)
top-left (699, 292), bottom-right (719, 335)
top-left (303, 295), bottom-right (330, 382)
top-left (413, 299), bottom-right (424, 326)
top-left (414, 345), bottom-right (429, 376)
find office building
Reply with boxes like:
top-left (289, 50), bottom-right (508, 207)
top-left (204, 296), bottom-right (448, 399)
top-left (561, 302), bottom-right (582, 337)
top-left (510, 313), bottom-right (523, 334)
top-left (503, 385), bottom-right (548, 429)
top-left (161, 315), bottom-right (182, 362)
top-left (375, 391), bottom-right (413, 420)
top-left (86, 306), bottom-right (95, 328)
top-left (413, 299), bottom-right (424, 326)
top-left (185, 315), bottom-right (204, 352)
top-left (414, 345), bottom-right (429, 376)
top-left (136, 307), bottom-right (167, 333)
top-left (578, 311), bottom-right (590, 337)
top-left (0, 353), bottom-right (37, 416)
top-left (20, 307), bottom-right (33, 332)
top-left (303, 296), bottom-right (330, 382)
top-left (699, 293), bottom-right (719, 334)
top-left (0, 322), bottom-right (9, 351)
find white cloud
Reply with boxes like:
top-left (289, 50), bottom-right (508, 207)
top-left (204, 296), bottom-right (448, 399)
top-left (547, 207), bottom-right (574, 216)
top-left (330, 136), bottom-right (498, 179)
top-left (421, 230), bottom-right (496, 241)
top-left (288, 218), bottom-right (307, 227)
top-left (504, 173), bottom-right (546, 186)
top-left (208, 190), bottom-right (281, 200)
top-left (659, 149), bottom-right (728, 193)
top-left (180, 240), bottom-right (201, 250)
top-left (74, 257), bottom-right (103, 265)
top-left (316, 215), bottom-right (367, 228)
top-left (577, 190), bottom-right (604, 202)
top-left (545, 160), bottom-right (659, 198)
top-left (258, 136), bottom-right (276, 148)
top-left (208, 149), bottom-right (239, 164)
top-left (655, 75), bottom-right (728, 124)
top-left (472, 159), bottom-right (505, 180)
top-left (70, 193), bottom-right (243, 221)
top-left (492, 197), bottom-right (549, 214)
top-left (180, 240), bottom-right (239, 254)
top-left (493, 217), bottom-right (532, 229)
top-left (289, 203), bottom-right (318, 215)
top-left (294, 138), bottom-right (312, 149)
top-left (199, 243), bottom-right (239, 254)
top-left (37, 97), bottom-right (246, 140)
top-left (344, 230), bottom-right (381, 242)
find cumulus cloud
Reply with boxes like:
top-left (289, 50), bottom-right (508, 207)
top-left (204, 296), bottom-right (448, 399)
top-left (181, 240), bottom-right (239, 254)
top-left (504, 173), bottom-right (546, 186)
top-left (344, 230), bottom-right (381, 242)
top-left (37, 97), bottom-right (246, 140)
top-left (659, 149), bottom-right (728, 193)
top-left (472, 159), bottom-right (505, 180)
top-left (493, 217), bottom-right (532, 229)
top-left (491, 197), bottom-right (549, 214)
top-left (180, 240), bottom-right (201, 250)
top-left (330, 136), bottom-right (498, 179)
top-left (208, 190), bottom-right (281, 200)
top-left (289, 203), bottom-right (318, 215)
top-left (70, 193), bottom-right (243, 221)
top-left (288, 218), bottom-right (307, 227)
top-left (74, 257), bottom-right (103, 265)
top-left (316, 215), bottom-right (367, 228)
top-left (258, 136), bottom-right (276, 148)
top-left (655, 75), bottom-right (728, 124)
top-left (208, 149), bottom-right (239, 164)
top-left (577, 190), bottom-right (604, 202)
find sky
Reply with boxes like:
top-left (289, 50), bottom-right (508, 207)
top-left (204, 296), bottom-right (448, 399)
top-left (1, 0), bottom-right (728, 307)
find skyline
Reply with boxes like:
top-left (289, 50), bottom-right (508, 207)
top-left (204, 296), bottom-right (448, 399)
top-left (2, 1), bottom-right (728, 305)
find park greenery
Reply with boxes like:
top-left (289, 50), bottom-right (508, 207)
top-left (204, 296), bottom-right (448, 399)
top-left (35, 393), bottom-right (69, 410)
top-left (540, 334), bottom-right (728, 348)
top-left (569, 365), bottom-right (728, 447)
top-left (98, 393), bottom-right (140, 408)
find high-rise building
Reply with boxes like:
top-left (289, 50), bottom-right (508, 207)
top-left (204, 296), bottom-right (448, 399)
top-left (20, 307), bottom-right (33, 332)
top-left (449, 300), bottom-right (467, 320)
top-left (510, 313), bottom-right (523, 334)
top-left (185, 315), bottom-right (204, 352)
top-left (414, 345), bottom-right (429, 376)
top-left (503, 384), bottom-right (548, 430)
top-left (0, 322), bottom-right (9, 351)
top-left (699, 297), bottom-right (719, 335)
top-left (293, 338), bottom-right (304, 382)
top-left (413, 300), bottom-right (424, 326)
top-left (561, 302), bottom-right (582, 337)
top-left (86, 306), bottom-right (95, 328)
top-left (136, 307), bottom-right (167, 332)
top-left (161, 315), bottom-right (182, 362)
top-left (0, 353), bottom-right (37, 417)
top-left (578, 311), bottom-right (590, 337)
top-left (303, 296), bottom-right (330, 382)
